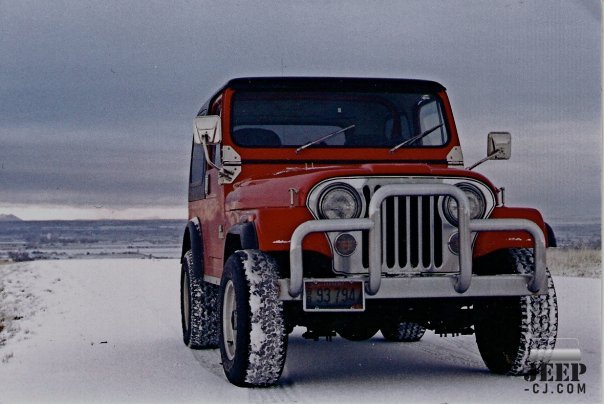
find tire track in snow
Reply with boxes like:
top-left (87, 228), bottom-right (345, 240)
top-left (191, 348), bottom-right (302, 403)
top-left (415, 332), bottom-right (485, 370)
top-left (191, 345), bottom-right (302, 402)
top-left (248, 379), bottom-right (299, 404)
top-left (191, 348), bottom-right (225, 380)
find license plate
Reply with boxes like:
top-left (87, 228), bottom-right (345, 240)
top-left (303, 280), bottom-right (365, 312)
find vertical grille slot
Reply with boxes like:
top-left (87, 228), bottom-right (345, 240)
top-left (360, 184), bottom-right (444, 271)
top-left (421, 197), bottom-right (431, 267)
top-left (409, 196), bottom-right (419, 267)
top-left (397, 197), bottom-right (408, 266)
top-left (433, 198), bottom-right (443, 267)
top-left (385, 197), bottom-right (396, 267)
top-left (361, 185), bottom-right (371, 268)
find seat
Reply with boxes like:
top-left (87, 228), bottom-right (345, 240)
top-left (232, 128), bottom-right (281, 147)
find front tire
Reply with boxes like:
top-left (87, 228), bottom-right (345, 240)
top-left (474, 248), bottom-right (558, 375)
top-left (219, 250), bottom-right (287, 387)
top-left (180, 250), bottom-right (218, 349)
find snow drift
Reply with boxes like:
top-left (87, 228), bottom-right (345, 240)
top-left (0, 259), bottom-right (600, 403)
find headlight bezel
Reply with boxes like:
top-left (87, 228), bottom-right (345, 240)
top-left (317, 183), bottom-right (362, 220)
top-left (442, 182), bottom-right (487, 225)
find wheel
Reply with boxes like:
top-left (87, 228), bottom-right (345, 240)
top-left (380, 321), bottom-right (426, 342)
top-left (474, 248), bottom-right (558, 375)
top-left (180, 250), bottom-right (218, 349)
top-left (218, 250), bottom-right (287, 387)
top-left (336, 322), bottom-right (379, 341)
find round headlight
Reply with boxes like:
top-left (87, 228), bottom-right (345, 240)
top-left (318, 184), bottom-right (362, 219)
top-left (443, 182), bottom-right (486, 224)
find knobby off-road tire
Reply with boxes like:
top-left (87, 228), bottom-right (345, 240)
top-left (219, 250), bottom-right (287, 387)
top-left (180, 250), bottom-right (219, 349)
top-left (336, 323), bottom-right (379, 341)
top-left (474, 248), bottom-right (558, 375)
top-left (380, 321), bottom-right (426, 342)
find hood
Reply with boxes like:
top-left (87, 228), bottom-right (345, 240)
top-left (224, 163), bottom-right (498, 211)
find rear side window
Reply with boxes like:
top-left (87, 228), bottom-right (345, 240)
top-left (190, 142), bottom-right (206, 184)
top-left (189, 141), bottom-right (206, 201)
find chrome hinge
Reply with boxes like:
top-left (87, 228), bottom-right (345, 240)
top-left (219, 146), bottom-right (242, 184)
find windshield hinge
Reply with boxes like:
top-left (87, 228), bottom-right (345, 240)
top-left (218, 146), bottom-right (242, 184)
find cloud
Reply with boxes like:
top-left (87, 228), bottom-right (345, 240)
top-left (0, 0), bottom-right (600, 219)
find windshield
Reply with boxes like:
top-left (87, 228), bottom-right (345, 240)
top-left (230, 91), bottom-right (449, 149)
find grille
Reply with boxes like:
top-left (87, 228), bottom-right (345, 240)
top-left (361, 185), bottom-right (444, 271)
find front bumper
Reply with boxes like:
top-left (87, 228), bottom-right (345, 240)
top-left (281, 183), bottom-right (546, 300)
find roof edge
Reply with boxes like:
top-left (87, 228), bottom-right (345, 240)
top-left (198, 76), bottom-right (446, 116)
top-left (225, 76), bottom-right (446, 92)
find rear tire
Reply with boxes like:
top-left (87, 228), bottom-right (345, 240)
top-left (336, 322), bottom-right (379, 341)
top-left (218, 250), bottom-right (287, 387)
top-left (180, 250), bottom-right (218, 349)
top-left (474, 248), bottom-right (558, 375)
top-left (380, 321), bottom-right (426, 342)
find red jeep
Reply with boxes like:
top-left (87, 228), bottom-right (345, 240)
top-left (180, 77), bottom-right (558, 387)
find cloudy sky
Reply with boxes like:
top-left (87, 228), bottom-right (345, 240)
top-left (0, 0), bottom-right (601, 221)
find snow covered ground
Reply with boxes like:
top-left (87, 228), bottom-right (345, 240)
top-left (0, 259), bottom-right (601, 403)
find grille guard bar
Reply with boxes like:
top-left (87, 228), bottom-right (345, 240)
top-left (289, 183), bottom-right (546, 298)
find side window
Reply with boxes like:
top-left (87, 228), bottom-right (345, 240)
top-left (209, 97), bottom-right (222, 168)
top-left (213, 144), bottom-right (221, 167)
top-left (190, 142), bottom-right (206, 183)
top-left (188, 96), bottom-right (222, 202)
top-left (189, 141), bottom-right (207, 201)
top-left (204, 143), bottom-right (221, 169)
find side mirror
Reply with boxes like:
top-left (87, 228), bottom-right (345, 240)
top-left (487, 132), bottom-right (511, 160)
top-left (193, 115), bottom-right (222, 145)
top-left (467, 131), bottom-right (512, 170)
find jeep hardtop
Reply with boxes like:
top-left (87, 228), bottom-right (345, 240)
top-left (180, 77), bottom-right (558, 387)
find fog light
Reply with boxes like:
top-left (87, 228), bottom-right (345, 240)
top-left (334, 233), bottom-right (357, 256)
top-left (448, 232), bottom-right (460, 255)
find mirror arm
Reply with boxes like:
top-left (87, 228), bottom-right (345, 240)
top-left (200, 135), bottom-right (236, 182)
top-left (201, 135), bottom-right (221, 171)
top-left (466, 149), bottom-right (501, 171)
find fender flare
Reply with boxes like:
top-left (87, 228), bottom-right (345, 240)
top-left (473, 206), bottom-right (556, 257)
top-left (182, 218), bottom-right (204, 280)
top-left (224, 222), bottom-right (259, 259)
top-left (228, 222), bottom-right (259, 249)
top-left (545, 222), bottom-right (557, 247)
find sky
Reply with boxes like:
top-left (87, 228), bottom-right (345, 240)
top-left (0, 0), bottom-right (601, 221)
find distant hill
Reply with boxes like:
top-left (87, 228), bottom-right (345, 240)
top-left (0, 214), bottom-right (22, 222)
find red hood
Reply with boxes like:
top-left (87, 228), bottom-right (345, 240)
top-left (225, 163), bottom-right (498, 211)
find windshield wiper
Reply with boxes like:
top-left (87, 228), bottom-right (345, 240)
top-left (389, 123), bottom-right (444, 153)
top-left (295, 125), bottom-right (355, 154)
